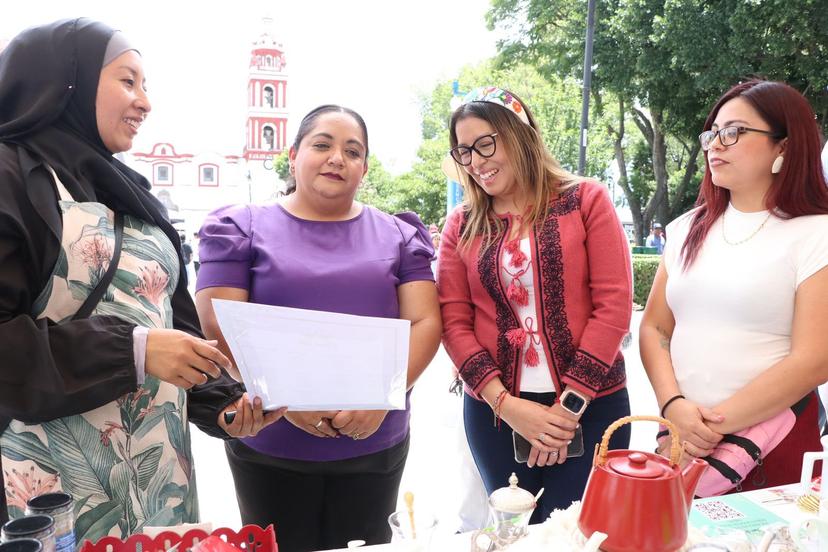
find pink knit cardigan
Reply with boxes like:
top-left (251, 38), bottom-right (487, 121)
top-left (437, 181), bottom-right (632, 399)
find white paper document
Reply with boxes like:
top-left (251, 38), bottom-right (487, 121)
top-left (212, 299), bottom-right (410, 411)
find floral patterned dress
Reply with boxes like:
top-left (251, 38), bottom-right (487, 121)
top-left (1, 168), bottom-right (198, 542)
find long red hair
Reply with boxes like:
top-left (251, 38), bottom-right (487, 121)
top-left (681, 79), bottom-right (828, 268)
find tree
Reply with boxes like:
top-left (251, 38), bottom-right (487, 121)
top-left (355, 145), bottom-right (447, 225)
top-left (357, 154), bottom-right (400, 215)
top-left (393, 138), bottom-right (449, 225)
top-left (273, 151), bottom-right (290, 181)
top-left (489, 0), bottom-right (828, 242)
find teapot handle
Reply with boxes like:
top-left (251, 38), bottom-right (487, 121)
top-left (596, 415), bottom-right (682, 467)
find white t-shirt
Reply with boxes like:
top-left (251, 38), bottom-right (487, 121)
top-left (501, 238), bottom-right (556, 393)
top-left (822, 142), bottom-right (828, 181)
top-left (664, 204), bottom-right (828, 407)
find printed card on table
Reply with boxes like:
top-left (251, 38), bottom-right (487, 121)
top-left (690, 494), bottom-right (786, 536)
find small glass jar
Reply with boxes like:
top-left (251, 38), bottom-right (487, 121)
top-left (1, 516), bottom-right (56, 552)
top-left (488, 473), bottom-right (536, 545)
top-left (0, 539), bottom-right (43, 552)
top-left (25, 494), bottom-right (74, 552)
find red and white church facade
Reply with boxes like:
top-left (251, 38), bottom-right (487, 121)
top-left (124, 20), bottom-right (288, 238)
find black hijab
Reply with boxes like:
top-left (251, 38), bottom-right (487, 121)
top-left (0, 17), bottom-right (186, 281)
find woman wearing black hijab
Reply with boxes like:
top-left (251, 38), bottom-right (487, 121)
top-left (0, 19), bottom-right (281, 538)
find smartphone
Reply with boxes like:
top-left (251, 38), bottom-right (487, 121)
top-left (513, 426), bottom-right (584, 463)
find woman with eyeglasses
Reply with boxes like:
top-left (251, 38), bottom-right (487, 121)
top-left (437, 87), bottom-right (632, 519)
top-left (640, 79), bottom-right (828, 493)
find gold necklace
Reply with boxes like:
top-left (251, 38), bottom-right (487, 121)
top-left (721, 210), bottom-right (772, 245)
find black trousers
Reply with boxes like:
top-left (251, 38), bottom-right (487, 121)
top-left (225, 435), bottom-right (409, 552)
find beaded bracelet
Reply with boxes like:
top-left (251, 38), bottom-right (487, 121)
top-left (660, 394), bottom-right (686, 418)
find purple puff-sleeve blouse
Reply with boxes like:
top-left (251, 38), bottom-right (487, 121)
top-left (196, 202), bottom-right (434, 461)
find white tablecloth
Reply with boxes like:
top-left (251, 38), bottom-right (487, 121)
top-left (319, 484), bottom-right (812, 551)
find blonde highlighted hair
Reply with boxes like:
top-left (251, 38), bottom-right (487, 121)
top-left (449, 90), bottom-right (578, 250)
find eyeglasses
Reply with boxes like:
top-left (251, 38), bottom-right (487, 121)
top-left (698, 126), bottom-right (781, 151)
top-left (450, 133), bottom-right (498, 166)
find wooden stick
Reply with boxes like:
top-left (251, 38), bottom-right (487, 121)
top-left (404, 491), bottom-right (416, 539)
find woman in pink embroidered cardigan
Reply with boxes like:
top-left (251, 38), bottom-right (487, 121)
top-left (437, 87), bottom-right (633, 520)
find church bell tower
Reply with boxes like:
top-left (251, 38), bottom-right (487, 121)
top-left (243, 18), bottom-right (288, 162)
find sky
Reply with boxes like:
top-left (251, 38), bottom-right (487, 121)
top-left (1, 0), bottom-right (499, 174)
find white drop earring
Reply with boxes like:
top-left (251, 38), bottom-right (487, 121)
top-left (771, 155), bottom-right (784, 174)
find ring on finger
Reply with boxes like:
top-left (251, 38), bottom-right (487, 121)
top-left (539, 433), bottom-right (548, 443)
top-left (315, 420), bottom-right (324, 430)
top-left (550, 450), bottom-right (559, 456)
top-left (352, 432), bottom-right (361, 440)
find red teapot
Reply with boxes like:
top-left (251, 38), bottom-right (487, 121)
top-left (578, 415), bottom-right (707, 552)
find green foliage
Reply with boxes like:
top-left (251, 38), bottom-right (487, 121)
top-left (399, 138), bottom-right (450, 224)
top-left (273, 151), bottom-right (290, 181)
top-left (488, 0), bottom-right (828, 243)
top-left (490, 0), bottom-right (827, 136)
top-left (656, 0), bottom-right (828, 130)
top-left (420, 80), bottom-right (456, 140)
top-left (632, 254), bottom-right (660, 306)
top-left (357, 143), bottom-right (448, 225)
top-left (628, 138), bottom-right (655, 201)
top-left (357, 154), bottom-right (402, 215)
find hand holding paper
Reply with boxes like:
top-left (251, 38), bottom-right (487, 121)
top-left (211, 299), bottom-right (410, 412)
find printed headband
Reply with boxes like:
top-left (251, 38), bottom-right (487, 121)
top-left (459, 86), bottom-right (530, 126)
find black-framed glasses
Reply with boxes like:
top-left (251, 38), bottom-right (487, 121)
top-left (450, 133), bottom-right (498, 166)
top-left (699, 126), bottom-right (781, 151)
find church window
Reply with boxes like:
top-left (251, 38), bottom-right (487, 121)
top-left (154, 163), bottom-right (173, 186)
top-left (199, 164), bottom-right (219, 187)
top-left (263, 126), bottom-right (275, 150)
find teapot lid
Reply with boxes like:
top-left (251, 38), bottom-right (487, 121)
top-left (607, 452), bottom-right (673, 479)
top-left (489, 473), bottom-right (536, 514)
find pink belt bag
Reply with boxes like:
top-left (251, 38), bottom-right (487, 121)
top-left (656, 408), bottom-right (795, 497)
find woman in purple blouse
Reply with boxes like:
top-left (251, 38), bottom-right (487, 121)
top-left (195, 105), bottom-right (442, 552)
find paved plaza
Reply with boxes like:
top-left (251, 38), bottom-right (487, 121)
top-left (190, 312), bottom-right (657, 534)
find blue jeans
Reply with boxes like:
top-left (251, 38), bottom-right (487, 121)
top-left (464, 388), bottom-right (631, 522)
